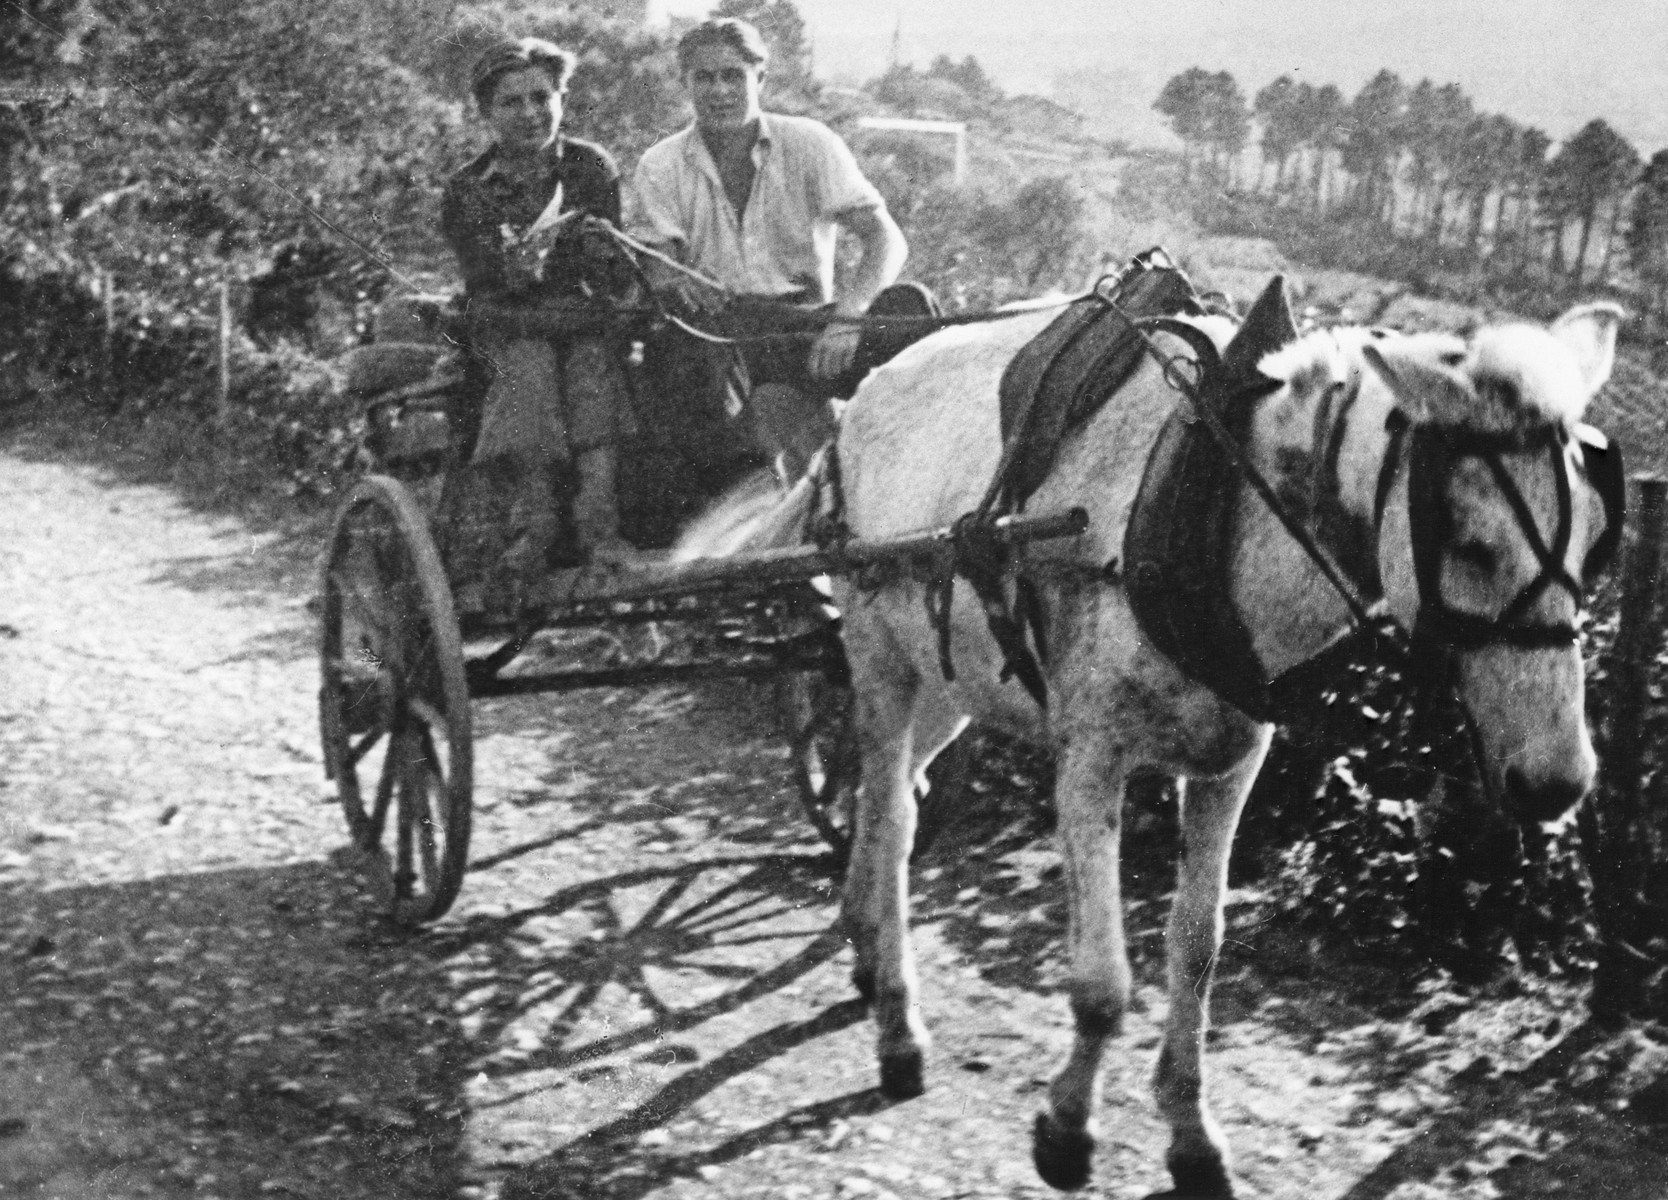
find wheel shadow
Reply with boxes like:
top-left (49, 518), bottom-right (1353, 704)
top-left (499, 1015), bottom-right (890, 1200)
top-left (1, 846), bottom-right (884, 1199)
top-left (412, 849), bottom-right (897, 1199)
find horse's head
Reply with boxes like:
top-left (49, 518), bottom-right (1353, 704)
top-left (1361, 303), bottom-right (1625, 823)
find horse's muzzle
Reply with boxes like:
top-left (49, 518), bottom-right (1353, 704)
top-left (1504, 763), bottom-right (1594, 826)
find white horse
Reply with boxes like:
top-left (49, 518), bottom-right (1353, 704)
top-left (691, 281), bottom-right (1623, 1197)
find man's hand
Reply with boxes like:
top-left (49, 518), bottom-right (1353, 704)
top-left (639, 253), bottom-right (729, 315)
top-left (810, 204), bottom-right (907, 381)
top-left (808, 312), bottom-right (863, 381)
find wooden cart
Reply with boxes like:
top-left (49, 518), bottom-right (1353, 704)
top-left (316, 294), bottom-right (1083, 925)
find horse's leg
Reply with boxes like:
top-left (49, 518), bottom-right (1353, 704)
top-left (839, 614), bottom-right (932, 1098)
top-left (1032, 739), bottom-right (1132, 1191)
top-left (1154, 749), bottom-right (1266, 1199)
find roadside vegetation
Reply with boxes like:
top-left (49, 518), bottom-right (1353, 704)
top-left (3, 0), bottom-right (1666, 1026)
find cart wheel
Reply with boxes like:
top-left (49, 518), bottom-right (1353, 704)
top-left (780, 674), bottom-right (965, 866)
top-left (319, 474), bottom-right (473, 926)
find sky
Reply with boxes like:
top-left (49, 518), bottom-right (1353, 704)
top-left (646, 0), bottom-right (1668, 153)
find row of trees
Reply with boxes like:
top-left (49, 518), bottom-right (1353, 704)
top-left (1153, 65), bottom-right (1668, 313)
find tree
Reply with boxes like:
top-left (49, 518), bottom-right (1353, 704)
top-left (1506, 125), bottom-right (1552, 272)
top-left (712, 0), bottom-right (814, 97)
top-left (1154, 67), bottom-right (1216, 180)
top-left (1340, 69), bottom-right (1407, 224)
top-left (1628, 150), bottom-right (1668, 317)
top-left (1450, 113), bottom-right (1518, 256)
top-left (1203, 71), bottom-right (1251, 186)
top-left (1400, 80), bottom-right (1472, 240)
top-left (1542, 118), bottom-right (1640, 285)
top-left (984, 175), bottom-right (1088, 288)
top-left (925, 54), bottom-right (1001, 105)
top-left (1154, 68), bottom-right (1247, 186)
top-left (1254, 75), bottom-right (1303, 192)
top-left (1293, 82), bottom-right (1346, 213)
top-left (2, 0), bottom-right (88, 76)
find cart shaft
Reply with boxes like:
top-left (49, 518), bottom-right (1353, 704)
top-left (529, 506), bottom-right (1089, 609)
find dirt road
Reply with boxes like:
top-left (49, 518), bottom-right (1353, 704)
top-left (2, 437), bottom-right (1664, 1200)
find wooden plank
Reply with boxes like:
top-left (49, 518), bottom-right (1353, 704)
top-left (524, 506), bottom-right (1089, 610)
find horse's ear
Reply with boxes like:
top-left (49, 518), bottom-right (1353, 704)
top-left (1551, 302), bottom-right (1625, 395)
top-left (1221, 274), bottom-right (1299, 382)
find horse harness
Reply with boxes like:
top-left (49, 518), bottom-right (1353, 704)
top-left (919, 249), bottom-right (1625, 720)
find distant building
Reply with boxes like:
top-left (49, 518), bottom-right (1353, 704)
top-left (855, 116), bottom-right (967, 183)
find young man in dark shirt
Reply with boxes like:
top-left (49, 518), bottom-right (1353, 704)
top-left (440, 38), bottom-right (639, 573)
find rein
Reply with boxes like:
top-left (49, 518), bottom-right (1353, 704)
top-left (1123, 315), bottom-right (1618, 670)
top-left (588, 218), bottom-right (1081, 347)
top-left (1123, 313), bottom-right (1389, 642)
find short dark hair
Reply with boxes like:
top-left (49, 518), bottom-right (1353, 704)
top-left (676, 18), bottom-right (769, 73)
top-left (471, 37), bottom-right (576, 110)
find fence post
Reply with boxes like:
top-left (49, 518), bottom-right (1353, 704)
top-left (217, 280), bottom-right (232, 429)
top-left (1586, 473), bottom-right (1667, 1021)
top-left (102, 270), bottom-right (116, 398)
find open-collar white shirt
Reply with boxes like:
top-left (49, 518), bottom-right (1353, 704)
top-left (630, 112), bottom-right (885, 302)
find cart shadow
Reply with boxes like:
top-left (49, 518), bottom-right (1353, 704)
top-left (499, 1017), bottom-right (891, 1200)
top-left (417, 849), bottom-right (894, 1199)
top-left (2, 846), bottom-right (879, 1199)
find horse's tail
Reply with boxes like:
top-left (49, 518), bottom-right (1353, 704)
top-left (671, 467), bottom-right (816, 561)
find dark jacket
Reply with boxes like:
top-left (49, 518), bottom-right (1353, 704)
top-left (439, 136), bottom-right (621, 302)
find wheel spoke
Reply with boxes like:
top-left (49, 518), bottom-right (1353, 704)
top-left (346, 723), bottom-right (389, 768)
top-left (395, 756), bottom-right (416, 903)
top-left (407, 696), bottom-right (449, 737)
top-left (369, 724), bottom-right (404, 844)
top-left (415, 797), bottom-right (442, 895)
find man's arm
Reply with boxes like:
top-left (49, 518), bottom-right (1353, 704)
top-left (830, 204), bottom-right (908, 317)
top-left (627, 147), bottom-right (728, 312)
top-left (809, 203), bottom-right (909, 380)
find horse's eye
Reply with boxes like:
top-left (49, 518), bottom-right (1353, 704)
top-left (1451, 540), bottom-right (1498, 573)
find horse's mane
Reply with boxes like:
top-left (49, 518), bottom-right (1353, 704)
top-left (1258, 321), bottom-right (1592, 432)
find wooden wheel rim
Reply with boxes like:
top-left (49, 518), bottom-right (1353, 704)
top-left (319, 475), bottom-right (473, 925)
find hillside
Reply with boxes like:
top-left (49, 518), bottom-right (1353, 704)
top-left (783, 0), bottom-right (1668, 152)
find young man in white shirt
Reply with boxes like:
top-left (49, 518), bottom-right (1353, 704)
top-left (631, 18), bottom-right (908, 481)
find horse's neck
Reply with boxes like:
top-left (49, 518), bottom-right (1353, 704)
top-left (1229, 365), bottom-right (1396, 677)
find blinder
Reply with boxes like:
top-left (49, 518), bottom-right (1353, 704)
top-left (1575, 422), bottom-right (1624, 584)
top-left (1405, 419), bottom-right (1604, 653)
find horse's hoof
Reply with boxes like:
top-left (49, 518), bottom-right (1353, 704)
top-left (1161, 1152), bottom-right (1235, 1199)
top-left (878, 1048), bottom-right (925, 1099)
top-left (1031, 1111), bottom-right (1095, 1191)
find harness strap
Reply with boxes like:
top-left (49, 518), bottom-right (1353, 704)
top-left (1124, 311), bottom-right (1384, 638)
top-left (931, 251), bottom-right (1196, 706)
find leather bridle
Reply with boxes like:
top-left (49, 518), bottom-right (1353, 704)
top-left (1374, 411), bottom-right (1624, 655)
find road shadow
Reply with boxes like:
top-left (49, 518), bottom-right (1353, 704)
top-left (0, 857), bottom-right (471, 1199)
top-left (2, 844), bottom-right (874, 1199)
top-left (1324, 1012), bottom-right (1661, 1197)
